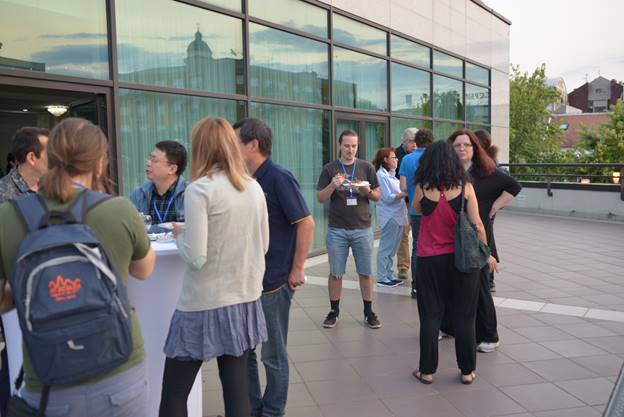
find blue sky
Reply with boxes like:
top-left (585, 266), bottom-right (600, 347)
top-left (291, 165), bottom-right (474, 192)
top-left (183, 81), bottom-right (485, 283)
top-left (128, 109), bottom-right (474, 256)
top-left (484, 0), bottom-right (624, 91)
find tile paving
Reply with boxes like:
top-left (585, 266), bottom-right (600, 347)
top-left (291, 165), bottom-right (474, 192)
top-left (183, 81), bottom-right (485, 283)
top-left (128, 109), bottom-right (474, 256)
top-left (202, 211), bottom-right (624, 416)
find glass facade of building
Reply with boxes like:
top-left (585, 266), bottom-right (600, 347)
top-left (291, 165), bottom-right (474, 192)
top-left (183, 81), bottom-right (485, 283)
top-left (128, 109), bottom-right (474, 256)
top-left (0, 0), bottom-right (492, 251)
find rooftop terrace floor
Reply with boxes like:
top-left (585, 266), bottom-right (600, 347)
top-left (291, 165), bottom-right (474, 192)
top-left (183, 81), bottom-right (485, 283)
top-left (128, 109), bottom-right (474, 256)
top-left (202, 211), bottom-right (624, 417)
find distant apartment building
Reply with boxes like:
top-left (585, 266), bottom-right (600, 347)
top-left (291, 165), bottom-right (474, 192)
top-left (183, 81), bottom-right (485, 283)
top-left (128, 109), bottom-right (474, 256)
top-left (568, 76), bottom-right (624, 113)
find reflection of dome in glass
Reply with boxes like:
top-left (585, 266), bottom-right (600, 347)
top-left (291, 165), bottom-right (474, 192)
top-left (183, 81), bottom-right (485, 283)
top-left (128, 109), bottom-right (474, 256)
top-left (187, 30), bottom-right (212, 59)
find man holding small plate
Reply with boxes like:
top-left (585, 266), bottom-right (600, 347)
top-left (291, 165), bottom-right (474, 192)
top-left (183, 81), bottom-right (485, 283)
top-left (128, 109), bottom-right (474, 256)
top-left (316, 130), bottom-right (382, 329)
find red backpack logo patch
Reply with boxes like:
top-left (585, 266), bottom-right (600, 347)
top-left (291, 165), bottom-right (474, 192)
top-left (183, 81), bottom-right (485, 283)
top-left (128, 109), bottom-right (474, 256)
top-left (48, 275), bottom-right (82, 302)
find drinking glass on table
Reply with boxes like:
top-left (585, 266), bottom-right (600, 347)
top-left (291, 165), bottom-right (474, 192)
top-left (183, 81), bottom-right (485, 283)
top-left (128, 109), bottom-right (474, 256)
top-left (140, 212), bottom-right (152, 232)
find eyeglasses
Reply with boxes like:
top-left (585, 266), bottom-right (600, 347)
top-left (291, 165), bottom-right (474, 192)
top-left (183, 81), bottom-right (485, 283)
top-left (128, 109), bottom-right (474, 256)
top-left (147, 155), bottom-right (171, 164)
top-left (388, 156), bottom-right (398, 160)
top-left (453, 143), bottom-right (473, 149)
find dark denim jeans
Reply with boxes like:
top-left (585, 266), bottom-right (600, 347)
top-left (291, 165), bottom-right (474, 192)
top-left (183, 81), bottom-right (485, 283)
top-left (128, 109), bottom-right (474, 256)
top-left (247, 284), bottom-right (294, 417)
top-left (410, 214), bottom-right (421, 292)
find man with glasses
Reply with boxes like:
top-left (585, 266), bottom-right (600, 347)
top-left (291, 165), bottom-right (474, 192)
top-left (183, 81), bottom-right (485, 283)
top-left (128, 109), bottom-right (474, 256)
top-left (130, 140), bottom-right (187, 226)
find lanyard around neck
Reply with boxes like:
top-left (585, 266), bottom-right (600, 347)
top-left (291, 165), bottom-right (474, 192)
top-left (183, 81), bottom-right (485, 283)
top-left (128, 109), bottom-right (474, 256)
top-left (340, 159), bottom-right (357, 181)
top-left (153, 195), bottom-right (175, 224)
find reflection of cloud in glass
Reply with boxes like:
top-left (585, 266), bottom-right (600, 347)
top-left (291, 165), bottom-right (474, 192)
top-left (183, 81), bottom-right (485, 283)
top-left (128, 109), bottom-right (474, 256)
top-left (334, 48), bottom-right (387, 111)
top-left (391, 35), bottom-right (430, 68)
top-left (248, 0), bottom-right (327, 38)
top-left (116, 44), bottom-right (186, 73)
top-left (31, 44), bottom-right (107, 65)
top-left (249, 27), bottom-right (327, 65)
top-left (39, 32), bottom-right (107, 40)
top-left (332, 28), bottom-right (386, 53)
top-left (249, 24), bottom-right (329, 104)
top-left (332, 14), bottom-right (387, 55)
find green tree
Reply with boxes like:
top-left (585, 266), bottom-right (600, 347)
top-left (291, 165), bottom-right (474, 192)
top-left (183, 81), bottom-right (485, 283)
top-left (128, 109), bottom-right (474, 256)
top-left (577, 99), bottom-right (624, 163)
top-left (509, 64), bottom-right (564, 163)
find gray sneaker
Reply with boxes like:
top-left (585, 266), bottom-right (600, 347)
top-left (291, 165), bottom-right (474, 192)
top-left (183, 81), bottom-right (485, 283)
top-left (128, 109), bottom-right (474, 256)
top-left (322, 310), bottom-right (339, 328)
top-left (364, 312), bottom-right (381, 329)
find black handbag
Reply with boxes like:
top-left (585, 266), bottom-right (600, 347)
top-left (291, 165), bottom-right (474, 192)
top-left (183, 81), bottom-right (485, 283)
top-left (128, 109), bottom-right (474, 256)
top-left (6, 368), bottom-right (50, 417)
top-left (454, 184), bottom-right (490, 273)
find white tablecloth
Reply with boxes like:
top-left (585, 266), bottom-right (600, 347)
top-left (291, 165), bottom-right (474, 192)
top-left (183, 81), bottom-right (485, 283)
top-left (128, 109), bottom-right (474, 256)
top-left (1, 241), bottom-right (202, 417)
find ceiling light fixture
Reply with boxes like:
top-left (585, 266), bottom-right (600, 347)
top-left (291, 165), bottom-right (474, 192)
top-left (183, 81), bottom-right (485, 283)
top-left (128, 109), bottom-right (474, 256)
top-left (46, 105), bottom-right (68, 117)
top-left (22, 109), bottom-right (28, 112)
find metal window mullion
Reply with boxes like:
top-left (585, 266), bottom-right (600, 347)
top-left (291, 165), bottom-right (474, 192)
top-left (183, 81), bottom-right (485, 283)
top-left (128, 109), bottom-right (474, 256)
top-left (243, 0), bottom-right (250, 117)
top-left (174, 0), bottom-right (244, 19)
top-left (329, 6), bottom-right (336, 161)
top-left (107, 0), bottom-right (123, 194)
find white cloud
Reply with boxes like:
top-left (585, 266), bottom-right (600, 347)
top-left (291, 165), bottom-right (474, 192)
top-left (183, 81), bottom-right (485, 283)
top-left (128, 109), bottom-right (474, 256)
top-left (484, 0), bottom-right (624, 90)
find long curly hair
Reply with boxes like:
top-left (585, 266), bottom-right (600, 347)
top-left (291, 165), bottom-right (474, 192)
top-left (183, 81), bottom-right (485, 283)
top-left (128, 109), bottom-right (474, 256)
top-left (414, 140), bottom-right (469, 190)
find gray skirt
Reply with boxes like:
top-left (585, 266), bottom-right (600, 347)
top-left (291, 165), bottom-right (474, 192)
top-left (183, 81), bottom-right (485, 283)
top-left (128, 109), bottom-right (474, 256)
top-left (163, 299), bottom-right (267, 361)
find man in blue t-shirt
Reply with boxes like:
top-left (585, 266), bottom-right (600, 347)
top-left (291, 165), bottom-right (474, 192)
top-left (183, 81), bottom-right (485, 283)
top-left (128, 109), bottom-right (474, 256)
top-left (399, 128), bottom-right (434, 297)
top-left (235, 118), bottom-right (315, 417)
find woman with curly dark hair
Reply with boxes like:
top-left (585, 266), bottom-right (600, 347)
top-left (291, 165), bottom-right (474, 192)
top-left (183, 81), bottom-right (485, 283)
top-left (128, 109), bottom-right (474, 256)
top-left (448, 129), bottom-right (521, 354)
top-left (411, 140), bottom-right (495, 385)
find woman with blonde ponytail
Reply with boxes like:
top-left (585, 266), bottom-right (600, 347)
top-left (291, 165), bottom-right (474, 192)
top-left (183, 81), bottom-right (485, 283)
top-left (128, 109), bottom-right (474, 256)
top-left (0, 118), bottom-right (156, 417)
top-left (159, 117), bottom-right (269, 417)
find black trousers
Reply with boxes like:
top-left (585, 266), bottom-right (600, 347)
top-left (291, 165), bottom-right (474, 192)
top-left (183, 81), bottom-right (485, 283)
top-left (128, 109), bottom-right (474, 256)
top-left (416, 254), bottom-right (479, 375)
top-left (159, 351), bottom-right (251, 417)
top-left (476, 267), bottom-right (499, 344)
top-left (441, 266), bottom-right (499, 344)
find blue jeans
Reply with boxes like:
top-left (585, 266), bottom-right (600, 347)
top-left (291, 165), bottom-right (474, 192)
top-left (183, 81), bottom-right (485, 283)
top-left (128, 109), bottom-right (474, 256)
top-left (247, 284), bottom-right (294, 417)
top-left (326, 227), bottom-right (373, 277)
top-left (376, 219), bottom-right (404, 283)
top-left (22, 363), bottom-right (147, 417)
top-left (410, 215), bottom-right (421, 291)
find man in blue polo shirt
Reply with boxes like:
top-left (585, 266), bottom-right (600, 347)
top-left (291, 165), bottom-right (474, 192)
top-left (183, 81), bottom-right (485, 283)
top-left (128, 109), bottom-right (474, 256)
top-left (234, 118), bottom-right (315, 417)
top-left (399, 128), bottom-right (434, 298)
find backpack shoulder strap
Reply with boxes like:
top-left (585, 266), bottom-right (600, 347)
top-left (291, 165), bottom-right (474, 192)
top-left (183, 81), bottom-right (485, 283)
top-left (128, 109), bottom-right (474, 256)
top-left (68, 190), bottom-right (113, 224)
top-left (10, 194), bottom-right (49, 233)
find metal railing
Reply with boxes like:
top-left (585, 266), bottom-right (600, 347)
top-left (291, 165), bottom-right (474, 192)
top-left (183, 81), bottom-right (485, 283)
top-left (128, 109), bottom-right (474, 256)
top-left (603, 362), bottom-right (624, 417)
top-left (499, 163), bottom-right (624, 201)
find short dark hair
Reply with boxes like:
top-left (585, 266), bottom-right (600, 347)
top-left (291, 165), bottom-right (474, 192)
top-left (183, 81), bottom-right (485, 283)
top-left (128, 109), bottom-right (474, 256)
top-left (338, 129), bottom-right (358, 144)
top-left (12, 127), bottom-right (49, 164)
top-left (232, 117), bottom-right (272, 156)
top-left (414, 128), bottom-right (434, 147)
top-left (155, 140), bottom-right (187, 176)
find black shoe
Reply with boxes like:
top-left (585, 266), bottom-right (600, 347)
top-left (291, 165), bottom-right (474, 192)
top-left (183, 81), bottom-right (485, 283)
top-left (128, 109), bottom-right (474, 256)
top-left (411, 289), bottom-right (417, 299)
top-left (364, 311), bottom-right (381, 329)
top-left (322, 310), bottom-right (339, 328)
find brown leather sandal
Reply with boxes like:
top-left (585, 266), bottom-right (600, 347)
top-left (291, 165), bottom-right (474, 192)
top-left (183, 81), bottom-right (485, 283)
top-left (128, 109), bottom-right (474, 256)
top-left (412, 370), bottom-right (433, 384)
top-left (460, 372), bottom-right (476, 385)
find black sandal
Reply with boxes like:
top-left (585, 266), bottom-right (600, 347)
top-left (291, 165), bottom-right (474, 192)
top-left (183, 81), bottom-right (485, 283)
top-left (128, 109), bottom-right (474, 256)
top-left (412, 370), bottom-right (433, 384)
